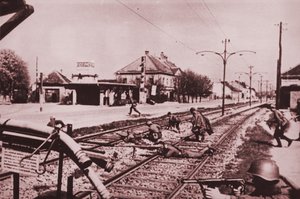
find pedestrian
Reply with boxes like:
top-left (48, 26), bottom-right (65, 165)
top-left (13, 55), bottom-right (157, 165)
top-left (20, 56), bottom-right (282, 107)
top-left (128, 99), bottom-right (141, 116)
top-left (145, 121), bottom-right (162, 143)
top-left (157, 141), bottom-right (215, 158)
top-left (264, 104), bottom-right (293, 147)
top-left (204, 159), bottom-right (291, 199)
top-left (167, 112), bottom-right (181, 133)
top-left (189, 107), bottom-right (214, 142)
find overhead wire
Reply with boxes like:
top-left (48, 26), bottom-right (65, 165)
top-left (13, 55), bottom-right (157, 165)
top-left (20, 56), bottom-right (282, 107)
top-left (114, 0), bottom-right (197, 53)
top-left (184, 0), bottom-right (223, 68)
top-left (200, 0), bottom-right (253, 73)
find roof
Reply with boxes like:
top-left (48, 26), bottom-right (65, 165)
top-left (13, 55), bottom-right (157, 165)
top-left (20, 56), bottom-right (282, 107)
top-left (43, 70), bottom-right (71, 84)
top-left (115, 51), bottom-right (182, 76)
top-left (223, 81), bottom-right (241, 92)
top-left (282, 64), bottom-right (300, 79)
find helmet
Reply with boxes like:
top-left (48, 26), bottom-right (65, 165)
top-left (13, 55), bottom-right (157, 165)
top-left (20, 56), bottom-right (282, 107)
top-left (146, 121), bottom-right (152, 126)
top-left (248, 159), bottom-right (279, 181)
top-left (190, 107), bottom-right (196, 113)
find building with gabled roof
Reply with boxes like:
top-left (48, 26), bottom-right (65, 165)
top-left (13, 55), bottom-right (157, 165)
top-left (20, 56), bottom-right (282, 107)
top-left (40, 70), bottom-right (72, 103)
top-left (115, 51), bottom-right (182, 102)
top-left (280, 64), bottom-right (300, 109)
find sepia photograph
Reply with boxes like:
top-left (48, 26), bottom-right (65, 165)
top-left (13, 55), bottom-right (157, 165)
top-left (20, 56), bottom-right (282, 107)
top-left (1, 0), bottom-right (300, 198)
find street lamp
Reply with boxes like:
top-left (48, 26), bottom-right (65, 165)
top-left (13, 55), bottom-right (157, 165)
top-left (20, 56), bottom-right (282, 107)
top-left (196, 39), bottom-right (256, 116)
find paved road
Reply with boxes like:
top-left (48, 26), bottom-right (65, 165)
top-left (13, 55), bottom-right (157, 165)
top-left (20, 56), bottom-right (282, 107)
top-left (0, 99), bottom-right (225, 129)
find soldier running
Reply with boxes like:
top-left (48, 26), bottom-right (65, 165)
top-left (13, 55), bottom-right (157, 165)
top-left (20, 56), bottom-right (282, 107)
top-left (264, 104), bottom-right (293, 147)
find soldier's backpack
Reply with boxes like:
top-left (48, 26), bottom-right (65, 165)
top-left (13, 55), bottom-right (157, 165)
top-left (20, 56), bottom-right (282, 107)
top-left (203, 115), bottom-right (214, 135)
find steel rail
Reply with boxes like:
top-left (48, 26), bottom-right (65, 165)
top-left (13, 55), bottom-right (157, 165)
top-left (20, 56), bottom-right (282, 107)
top-left (96, 104), bottom-right (263, 198)
top-left (166, 108), bottom-right (259, 198)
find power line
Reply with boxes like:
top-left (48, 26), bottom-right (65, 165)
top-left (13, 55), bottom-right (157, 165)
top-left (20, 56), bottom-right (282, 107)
top-left (200, 0), bottom-right (227, 38)
top-left (115, 0), bottom-right (196, 52)
top-left (200, 0), bottom-right (253, 68)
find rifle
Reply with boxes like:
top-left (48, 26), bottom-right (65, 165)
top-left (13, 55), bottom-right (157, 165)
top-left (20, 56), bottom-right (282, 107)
top-left (182, 178), bottom-right (246, 194)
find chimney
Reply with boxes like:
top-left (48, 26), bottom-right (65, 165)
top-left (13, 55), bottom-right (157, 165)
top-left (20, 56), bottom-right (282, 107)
top-left (160, 52), bottom-right (167, 60)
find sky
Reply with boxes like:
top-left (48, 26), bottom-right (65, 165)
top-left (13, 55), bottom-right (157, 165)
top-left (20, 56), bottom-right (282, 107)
top-left (1, 0), bottom-right (300, 91)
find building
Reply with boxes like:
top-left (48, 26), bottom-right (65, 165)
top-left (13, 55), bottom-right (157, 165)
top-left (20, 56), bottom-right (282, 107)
top-left (280, 64), bottom-right (300, 110)
top-left (67, 61), bottom-right (137, 106)
top-left (212, 80), bottom-right (257, 103)
top-left (41, 70), bottom-right (71, 103)
top-left (115, 51), bottom-right (182, 103)
top-left (38, 62), bottom-right (137, 106)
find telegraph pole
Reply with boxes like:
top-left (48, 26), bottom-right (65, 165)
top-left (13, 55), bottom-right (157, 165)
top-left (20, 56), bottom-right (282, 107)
top-left (276, 21), bottom-right (283, 109)
top-left (36, 57), bottom-right (39, 102)
top-left (139, 55), bottom-right (146, 103)
top-left (39, 72), bottom-right (43, 112)
top-left (259, 75), bottom-right (263, 103)
top-left (265, 80), bottom-right (269, 102)
top-left (221, 39), bottom-right (229, 115)
top-left (249, 66), bottom-right (254, 106)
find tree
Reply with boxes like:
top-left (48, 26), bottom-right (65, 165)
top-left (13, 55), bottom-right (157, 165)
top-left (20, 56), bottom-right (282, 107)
top-left (178, 69), bottom-right (213, 103)
top-left (0, 49), bottom-right (30, 103)
top-left (197, 75), bottom-right (213, 101)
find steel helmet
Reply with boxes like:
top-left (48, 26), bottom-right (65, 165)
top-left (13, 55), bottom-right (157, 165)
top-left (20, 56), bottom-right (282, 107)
top-left (248, 159), bottom-right (280, 181)
top-left (190, 107), bottom-right (196, 113)
top-left (146, 121), bottom-right (152, 126)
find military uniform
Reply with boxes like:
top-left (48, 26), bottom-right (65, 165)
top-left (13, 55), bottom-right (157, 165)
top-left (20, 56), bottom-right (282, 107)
top-left (191, 111), bottom-right (208, 141)
top-left (267, 108), bottom-right (292, 147)
top-left (146, 122), bottom-right (162, 143)
top-left (167, 113), bottom-right (181, 132)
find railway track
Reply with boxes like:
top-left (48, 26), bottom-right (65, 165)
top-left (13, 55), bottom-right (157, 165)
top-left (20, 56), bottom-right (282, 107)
top-left (4, 102), bottom-right (297, 199)
top-left (99, 106), bottom-right (260, 198)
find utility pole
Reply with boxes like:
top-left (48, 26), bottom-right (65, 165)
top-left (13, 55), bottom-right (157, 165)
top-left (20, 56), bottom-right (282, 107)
top-left (249, 66), bottom-right (254, 106)
top-left (259, 75), bottom-right (263, 103)
top-left (221, 39), bottom-right (229, 115)
top-left (36, 56), bottom-right (38, 102)
top-left (39, 72), bottom-right (43, 112)
top-left (265, 80), bottom-right (269, 102)
top-left (196, 40), bottom-right (255, 116)
top-left (139, 55), bottom-right (146, 103)
top-left (276, 21), bottom-right (283, 109)
top-left (236, 74), bottom-right (241, 103)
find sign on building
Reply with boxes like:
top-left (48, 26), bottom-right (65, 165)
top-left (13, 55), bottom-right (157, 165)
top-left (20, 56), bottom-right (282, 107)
top-left (77, 61), bottom-right (95, 68)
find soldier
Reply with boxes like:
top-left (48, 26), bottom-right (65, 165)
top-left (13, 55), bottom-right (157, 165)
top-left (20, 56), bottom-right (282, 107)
top-left (117, 130), bottom-right (144, 145)
top-left (265, 104), bottom-right (293, 147)
top-left (189, 107), bottom-right (214, 142)
top-left (204, 159), bottom-right (292, 199)
top-left (167, 112), bottom-right (181, 133)
top-left (145, 121), bottom-right (162, 143)
top-left (157, 141), bottom-right (215, 158)
top-left (128, 99), bottom-right (141, 116)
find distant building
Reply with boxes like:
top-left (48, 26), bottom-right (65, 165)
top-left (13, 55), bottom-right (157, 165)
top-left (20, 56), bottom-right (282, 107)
top-left (280, 64), bottom-right (300, 110)
top-left (40, 70), bottom-right (71, 103)
top-left (212, 80), bottom-right (256, 103)
top-left (115, 51), bottom-right (182, 103)
top-left (212, 81), bottom-right (234, 100)
top-left (38, 62), bottom-right (137, 106)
